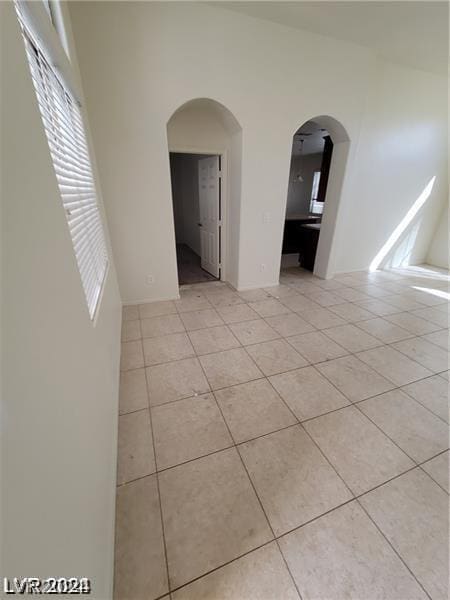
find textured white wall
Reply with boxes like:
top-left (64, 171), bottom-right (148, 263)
top-left (1, 3), bottom-right (122, 597)
top-left (427, 205), bottom-right (449, 269)
top-left (334, 60), bottom-right (448, 273)
top-left (68, 1), bottom-right (448, 299)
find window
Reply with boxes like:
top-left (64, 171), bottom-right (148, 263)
top-left (16, 7), bottom-right (108, 319)
top-left (310, 170), bottom-right (323, 215)
top-left (41, 0), bottom-right (52, 20)
top-left (41, 0), bottom-right (70, 58)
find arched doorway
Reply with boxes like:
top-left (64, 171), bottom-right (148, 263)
top-left (166, 99), bottom-right (242, 288)
top-left (281, 115), bottom-right (350, 279)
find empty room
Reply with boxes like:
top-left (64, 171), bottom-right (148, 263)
top-left (2, 1), bottom-right (449, 599)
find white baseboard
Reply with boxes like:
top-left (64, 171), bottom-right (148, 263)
top-left (235, 281), bottom-right (279, 292)
top-left (122, 293), bottom-right (180, 306)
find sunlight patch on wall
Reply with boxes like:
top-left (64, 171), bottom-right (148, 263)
top-left (369, 176), bottom-right (436, 272)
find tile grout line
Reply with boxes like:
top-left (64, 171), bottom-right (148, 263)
top-left (352, 400), bottom-right (421, 465)
top-left (162, 538), bottom-right (276, 598)
top-left (351, 318), bottom-right (416, 343)
top-left (417, 458), bottom-right (450, 496)
top-left (281, 275), bottom-right (446, 321)
top-left (385, 335), bottom-right (447, 364)
top-left (209, 382), bottom-right (305, 600)
top-left (186, 323), bottom-right (243, 356)
top-left (128, 284), bottom-right (444, 396)
top-left (143, 366), bottom-right (172, 597)
top-left (306, 355), bottom-right (449, 465)
top-left (256, 366), bottom-right (408, 600)
top-left (303, 354), bottom-right (413, 423)
top-left (116, 445), bottom-right (449, 496)
top-left (118, 405), bottom-right (149, 418)
top-left (179, 329), bottom-right (305, 598)
top-left (192, 322), bottom-right (307, 597)
top-left (118, 272), bottom-right (448, 597)
top-left (315, 326), bottom-right (385, 353)
top-left (279, 275), bottom-right (449, 599)
top-left (121, 327), bottom-right (448, 434)
top-left (121, 322), bottom-right (448, 420)
top-left (355, 497), bottom-right (434, 600)
top-left (148, 441), bottom-right (236, 476)
top-left (398, 382), bottom-right (450, 426)
top-left (295, 417), bottom-right (435, 600)
top-left (260, 372), bottom-right (370, 509)
top-left (122, 289), bottom-right (447, 370)
top-left (348, 349), bottom-right (434, 389)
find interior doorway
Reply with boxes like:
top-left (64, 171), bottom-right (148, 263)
top-left (280, 115), bottom-right (350, 279)
top-left (169, 152), bottom-right (223, 285)
top-left (281, 121), bottom-right (333, 271)
top-left (166, 98), bottom-right (242, 289)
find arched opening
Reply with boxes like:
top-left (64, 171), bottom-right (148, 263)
top-left (166, 98), bottom-right (242, 288)
top-left (280, 115), bottom-right (350, 279)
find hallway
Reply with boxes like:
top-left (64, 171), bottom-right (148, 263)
top-left (118, 266), bottom-right (449, 600)
top-left (176, 243), bottom-right (217, 286)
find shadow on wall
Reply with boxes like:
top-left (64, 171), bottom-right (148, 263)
top-left (166, 98), bottom-right (242, 287)
top-left (370, 176), bottom-right (437, 271)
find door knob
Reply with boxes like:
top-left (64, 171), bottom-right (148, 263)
top-left (198, 223), bottom-right (203, 227)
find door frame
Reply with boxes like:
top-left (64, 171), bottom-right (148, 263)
top-left (169, 146), bottom-right (228, 283)
top-left (280, 116), bottom-right (350, 280)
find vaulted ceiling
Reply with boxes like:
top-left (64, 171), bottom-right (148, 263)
top-left (214, 1), bottom-right (448, 75)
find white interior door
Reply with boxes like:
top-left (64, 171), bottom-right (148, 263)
top-left (198, 156), bottom-right (220, 278)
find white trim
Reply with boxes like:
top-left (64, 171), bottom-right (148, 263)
top-left (235, 281), bottom-right (280, 292)
top-left (278, 117), bottom-right (351, 281)
top-left (313, 140), bottom-right (351, 279)
top-left (169, 145), bottom-right (226, 155)
top-left (122, 292), bottom-right (181, 306)
top-left (169, 147), bottom-right (228, 283)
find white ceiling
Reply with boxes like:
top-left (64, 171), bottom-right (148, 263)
top-left (214, 1), bottom-right (448, 75)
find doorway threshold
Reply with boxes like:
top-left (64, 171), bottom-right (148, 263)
top-left (177, 244), bottom-right (218, 285)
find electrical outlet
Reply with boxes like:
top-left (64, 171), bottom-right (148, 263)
top-left (260, 263), bottom-right (266, 271)
top-left (263, 212), bottom-right (270, 224)
top-left (146, 275), bottom-right (155, 285)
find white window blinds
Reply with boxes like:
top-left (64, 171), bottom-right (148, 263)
top-left (16, 8), bottom-right (108, 319)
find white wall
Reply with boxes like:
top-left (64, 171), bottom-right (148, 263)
top-left (167, 101), bottom-right (234, 153)
top-left (286, 152), bottom-right (323, 216)
top-left (427, 205), bottom-right (449, 269)
top-left (1, 3), bottom-right (121, 597)
top-left (334, 60), bottom-right (448, 273)
top-left (68, 1), bottom-right (448, 299)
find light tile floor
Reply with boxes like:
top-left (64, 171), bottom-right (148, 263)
top-left (116, 265), bottom-right (449, 600)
